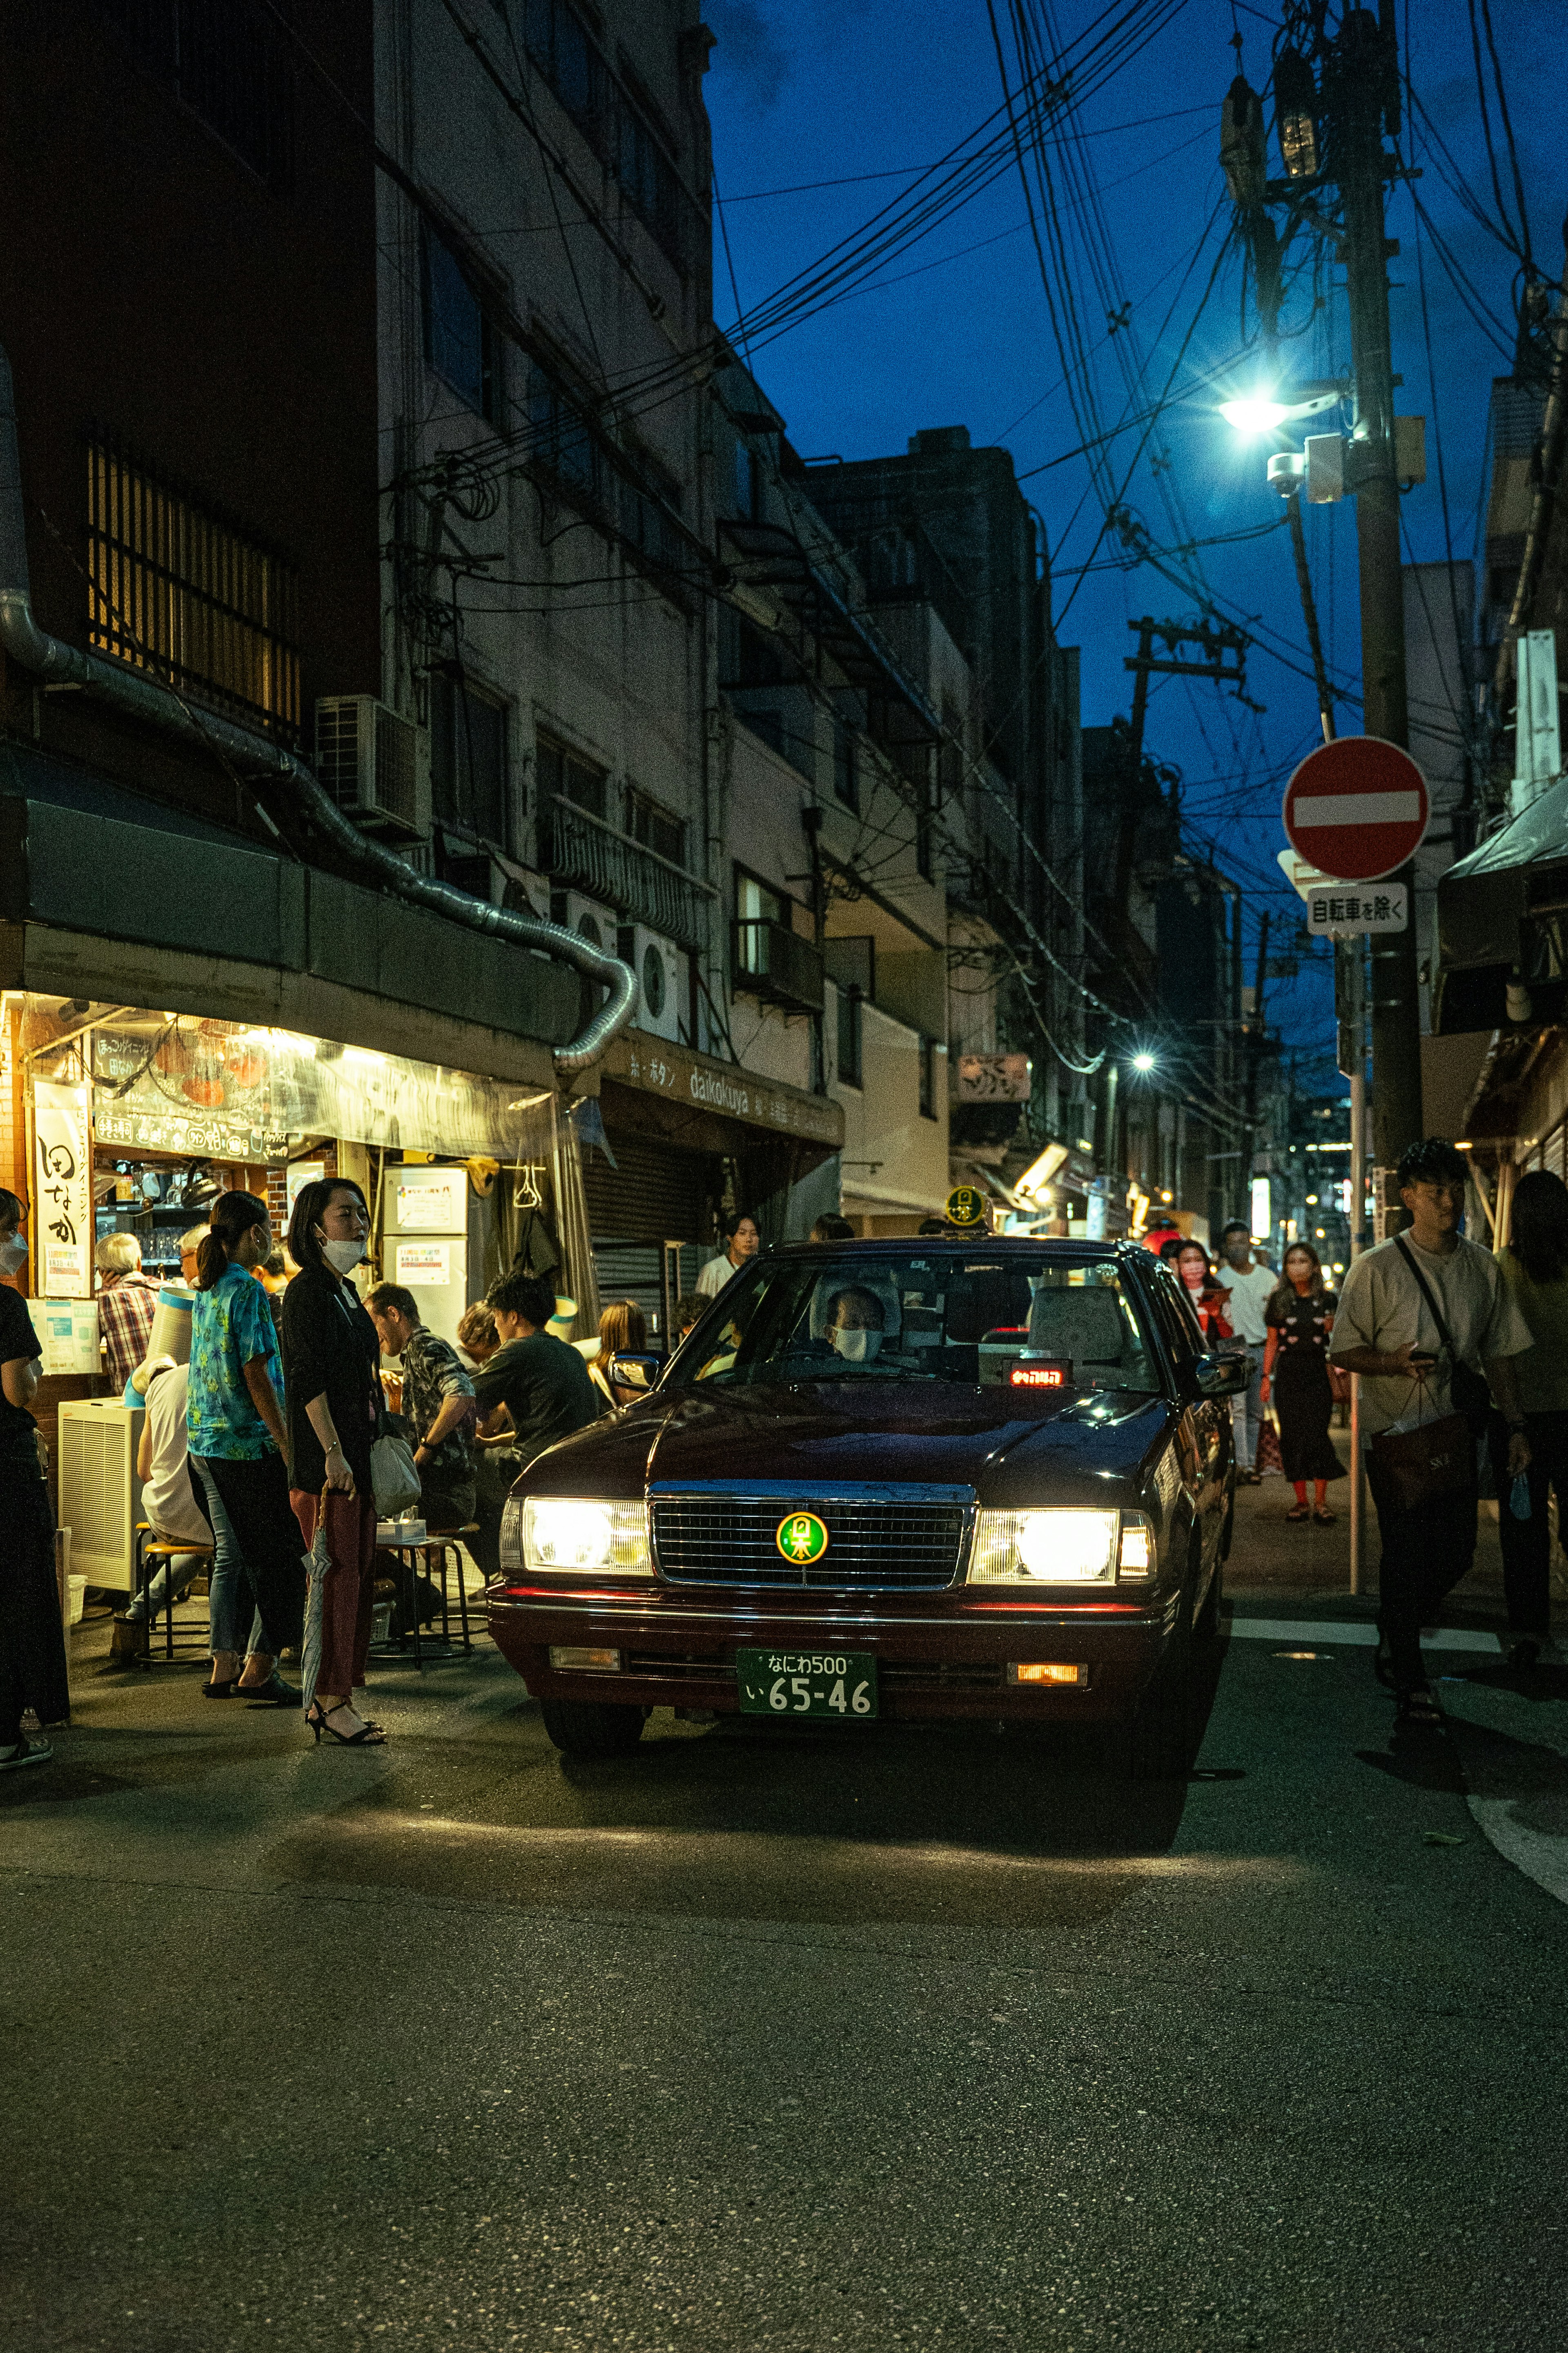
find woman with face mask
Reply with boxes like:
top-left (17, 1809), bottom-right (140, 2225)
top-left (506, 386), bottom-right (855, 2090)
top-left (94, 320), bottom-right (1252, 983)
top-left (0, 1188), bottom-right (68, 1771)
top-left (824, 1285), bottom-right (887, 1364)
top-left (280, 1178), bottom-right (386, 1744)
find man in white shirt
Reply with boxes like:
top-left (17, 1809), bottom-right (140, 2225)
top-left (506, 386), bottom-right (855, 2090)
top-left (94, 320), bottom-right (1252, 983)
top-left (1330, 1137), bottom-right (1532, 1720)
top-left (1213, 1220), bottom-right (1276, 1483)
top-left (696, 1211), bottom-right (761, 1299)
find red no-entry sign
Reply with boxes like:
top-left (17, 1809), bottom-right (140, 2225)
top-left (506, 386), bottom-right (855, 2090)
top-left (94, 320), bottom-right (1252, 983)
top-left (1282, 736), bottom-right (1429, 882)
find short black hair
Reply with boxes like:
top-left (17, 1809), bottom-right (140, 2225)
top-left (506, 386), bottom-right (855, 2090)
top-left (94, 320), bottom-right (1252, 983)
top-left (488, 1269), bottom-right (557, 1329)
top-left (1220, 1219), bottom-right (1250, 1239)
top-left (810, 1213), bottom-right (857, 1241)
top-left (916, 1216), bottom-right (949, 1236)
top-left (365, 1282), bottom-right (420, 1325)
top-left (1396, 1137), bottom-right (1470, 1193)
top-left (673, 1292), bottom-right (705, 1333)
top-left (721, 1209), bottom-right (757, 1241)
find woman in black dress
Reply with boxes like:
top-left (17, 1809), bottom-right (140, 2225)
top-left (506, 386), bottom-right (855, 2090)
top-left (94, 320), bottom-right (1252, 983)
top-left (1260, 1242), bottom-right (1345, 1523)
top-left (0, 1187), bottom-right (69, 1771)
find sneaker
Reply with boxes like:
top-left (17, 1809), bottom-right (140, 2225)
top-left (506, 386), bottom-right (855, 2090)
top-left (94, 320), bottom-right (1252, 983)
top-left (0, 1736), bottom-right (53, 1772)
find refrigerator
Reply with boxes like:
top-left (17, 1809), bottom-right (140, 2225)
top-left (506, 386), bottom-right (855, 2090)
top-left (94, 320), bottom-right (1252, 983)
top-left (381, 1164), bottom-right (492, 1345)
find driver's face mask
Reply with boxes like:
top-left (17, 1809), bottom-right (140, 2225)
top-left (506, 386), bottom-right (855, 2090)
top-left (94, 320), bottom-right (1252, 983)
top-left (831, 1324), bottom-right (882, 1363)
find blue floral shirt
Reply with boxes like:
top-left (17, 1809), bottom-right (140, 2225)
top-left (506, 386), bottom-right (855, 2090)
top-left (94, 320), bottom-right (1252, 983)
top-left (187, 1263), bottom-right (285, 1460)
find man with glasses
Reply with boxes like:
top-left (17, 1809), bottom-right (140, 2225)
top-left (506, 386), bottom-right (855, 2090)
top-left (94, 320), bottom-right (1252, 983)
top-left (1330, 1137), bottom-right (1532, 1724)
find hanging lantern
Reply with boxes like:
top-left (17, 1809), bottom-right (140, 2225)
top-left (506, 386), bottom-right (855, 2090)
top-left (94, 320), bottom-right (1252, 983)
top-left (1274, 49), bottom-right (1320, 179)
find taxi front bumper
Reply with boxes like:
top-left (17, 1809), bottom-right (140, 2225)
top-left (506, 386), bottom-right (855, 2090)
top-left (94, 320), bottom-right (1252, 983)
top-left (487, 1579), bottom-right (1177, 1721)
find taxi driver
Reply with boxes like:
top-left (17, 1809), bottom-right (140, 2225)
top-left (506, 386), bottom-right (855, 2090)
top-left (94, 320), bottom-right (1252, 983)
top-left (825, 1285), bottom-right (886, 1364)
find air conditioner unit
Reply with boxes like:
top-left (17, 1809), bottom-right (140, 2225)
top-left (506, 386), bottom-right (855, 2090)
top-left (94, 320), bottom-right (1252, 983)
top-left (551, 888), bottom-right (617, 953)
top-left (315, 697), bottom-right (431, 839)
top-left (619, 923), bottom-right (685, 1042)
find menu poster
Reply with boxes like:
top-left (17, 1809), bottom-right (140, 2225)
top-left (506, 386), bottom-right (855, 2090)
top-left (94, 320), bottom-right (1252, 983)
top-left (34, 1081), bottom-right (93, 1298)
top-left (394, 1171), bottom-right (467, 1233)
top-left (395, 1241), bottom-right (451, 1287)
top-left (38, 1300), bottom-right (101, 1377)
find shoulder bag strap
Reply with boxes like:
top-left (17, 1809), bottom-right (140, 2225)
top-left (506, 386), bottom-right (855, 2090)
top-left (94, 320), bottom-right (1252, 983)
top-left (1393, 1233), bottom-right (1459, 1361)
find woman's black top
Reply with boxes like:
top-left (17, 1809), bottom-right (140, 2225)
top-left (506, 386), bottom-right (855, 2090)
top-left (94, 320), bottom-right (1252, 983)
top-left (1267, 1287), bottom-right (1338, 1374)
top-left (278, 1265), bottom-right (381, 1497)
top-left (0, 1286), bottom-right (42, 1479)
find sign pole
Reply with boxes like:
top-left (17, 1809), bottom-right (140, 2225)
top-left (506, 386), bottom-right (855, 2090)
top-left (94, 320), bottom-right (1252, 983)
top-left (1345, 942), bottom-right (1368, 1597)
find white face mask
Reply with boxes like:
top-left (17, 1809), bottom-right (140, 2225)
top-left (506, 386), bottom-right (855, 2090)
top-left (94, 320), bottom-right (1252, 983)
top-left (831, 1325), bottom-right (882, 1363)
top-left (320, 1236), bottom-right (366, 1277)
top-left (0, 1233), bottom-right (26, 1276)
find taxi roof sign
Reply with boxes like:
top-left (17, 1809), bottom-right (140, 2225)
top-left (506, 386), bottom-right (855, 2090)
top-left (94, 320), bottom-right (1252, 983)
top-left (944, 1184), bottom-right (989, 1230)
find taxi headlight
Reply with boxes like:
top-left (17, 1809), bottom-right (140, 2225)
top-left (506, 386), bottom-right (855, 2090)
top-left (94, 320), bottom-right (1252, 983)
top-left (969, 1508), bottom-right (1118, 1583)
top-left (521, 1497), bottom-right (653, 1576)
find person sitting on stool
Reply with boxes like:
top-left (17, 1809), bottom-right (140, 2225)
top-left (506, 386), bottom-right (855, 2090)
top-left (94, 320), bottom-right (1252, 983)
top-left (364, 1284), bottom-right (476, 1534)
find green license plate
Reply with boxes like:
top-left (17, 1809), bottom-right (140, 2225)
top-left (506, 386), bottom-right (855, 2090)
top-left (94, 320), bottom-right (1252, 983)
top-left (736, 1648), bottom-right (878, 1720)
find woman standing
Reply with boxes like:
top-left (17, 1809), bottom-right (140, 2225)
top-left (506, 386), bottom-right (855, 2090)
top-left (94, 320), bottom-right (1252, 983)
top-left (1490, 1168), bottom-right (1568, 1668)
top-left (1260, 1242), bottom-right (1345, 1524)
top-left (281, 1178), bottom-right (385, 1746)
top-left (1174, 1241), bottom-right (1234, 1348)
top-left (187, 1192), bottom-right (304, 1703)
top-left (0, 1189), bottom-right (67, 1772)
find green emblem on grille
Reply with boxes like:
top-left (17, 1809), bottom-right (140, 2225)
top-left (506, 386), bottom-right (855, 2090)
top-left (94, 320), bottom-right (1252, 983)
top-left (776, 1510), bottom-right (830, 1565)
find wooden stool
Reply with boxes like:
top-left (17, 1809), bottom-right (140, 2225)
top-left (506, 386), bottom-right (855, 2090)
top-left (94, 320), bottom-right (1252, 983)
top-left (132, 1524), bottom-right (216, 1666)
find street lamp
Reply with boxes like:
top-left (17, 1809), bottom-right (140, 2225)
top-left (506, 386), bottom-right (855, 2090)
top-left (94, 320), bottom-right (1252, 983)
top-left (1132, 1051), bottom-right (1157, 1073)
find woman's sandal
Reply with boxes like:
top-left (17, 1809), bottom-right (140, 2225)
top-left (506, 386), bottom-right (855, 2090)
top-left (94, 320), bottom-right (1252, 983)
top-left (1285, 1504), bottom-right (1310, 1522)
top-left (202, 1674), bottom-right (239, 1698)
top-left (306, 1701), bottom-right (386, 1746)
top-left (1312, 1507), bottom-right (1337, 1526)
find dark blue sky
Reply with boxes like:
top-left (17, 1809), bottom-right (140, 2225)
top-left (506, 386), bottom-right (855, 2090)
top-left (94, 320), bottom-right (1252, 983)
top-left (703, 0), bottom-right (1557, 1087)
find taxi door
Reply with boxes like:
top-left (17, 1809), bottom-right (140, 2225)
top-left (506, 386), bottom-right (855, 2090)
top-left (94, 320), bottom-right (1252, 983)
top-left (1146, 1262), bottom-right (1227, 1569)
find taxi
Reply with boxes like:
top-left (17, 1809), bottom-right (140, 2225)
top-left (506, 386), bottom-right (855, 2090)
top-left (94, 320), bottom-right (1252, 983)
top-left (488, 1238), bottom-right (1245, 1777)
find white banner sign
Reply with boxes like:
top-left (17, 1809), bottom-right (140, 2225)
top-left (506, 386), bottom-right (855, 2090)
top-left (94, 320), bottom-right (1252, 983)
top-left (1306, 883), bottom-right (1408, 936)
top-left (34, 1080), bottom-right (93, 1298)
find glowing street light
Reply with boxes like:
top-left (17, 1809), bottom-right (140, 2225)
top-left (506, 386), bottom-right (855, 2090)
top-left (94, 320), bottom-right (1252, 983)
top-left (1132, 1051), bottom-right (1157, 1073)
top-left (1219, 393), bottom-right (1291, 435)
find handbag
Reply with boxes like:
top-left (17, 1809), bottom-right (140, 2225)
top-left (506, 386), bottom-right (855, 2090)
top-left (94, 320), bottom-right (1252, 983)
top-left (1392, 1236), bottom-right (1492, 1436)
top-left (1370, 1406), bottom-right (1474, 1510)
top-left (370, 1414), bottom-right (422, 1517)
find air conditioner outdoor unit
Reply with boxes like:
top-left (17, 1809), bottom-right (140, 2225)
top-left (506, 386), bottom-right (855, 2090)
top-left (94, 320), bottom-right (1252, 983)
top-left (618, 923), bottom-right (685, 1042)
top-left (315, 697), bottom-right (431, 839)
top-left (551, 888), bottom-right (618, 953)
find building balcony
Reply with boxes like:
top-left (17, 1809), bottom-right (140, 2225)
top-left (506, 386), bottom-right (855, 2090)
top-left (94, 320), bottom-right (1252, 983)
top-left (537, 793), bottom-right (713, 953)
top-left (732, 917), bottom-right (824, 1014)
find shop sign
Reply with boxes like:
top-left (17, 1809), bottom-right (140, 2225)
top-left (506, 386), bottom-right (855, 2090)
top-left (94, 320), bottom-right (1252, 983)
top-left (33, 1080), bottom-right (92, 1297)
top-left (394, 1171), bottom-right (468, 1232)
top-left (36, 1298), bottom-right (101, 1375)
top-left (395, 1241), bottom-right (452, 1287)
top-left (94, 1104), bottom-right (291, 1161)
top-left (954, 1053), bottom-right (1032, 1103)
top-left (606, 1036), bottom-right (844, 1148)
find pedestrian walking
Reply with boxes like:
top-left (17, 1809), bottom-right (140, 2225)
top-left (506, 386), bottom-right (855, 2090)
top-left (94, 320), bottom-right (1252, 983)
top-left (187, 1191), bottom-right (305, 1707)
top-left (96, 1232), bottom-right (159, 1392)
top-left (1174, 1241), bottom-right (1233, 1346)
top-left (468, 1271), bottom-right (598, 1579)
top-left (1213, 1219), bottom-right (1276, 1484)
top-left (1486, 1168), bottom-right (1568, 1668)
top-left (1329, 1137), bottom-right (1533, 1724)
top-left (588, 1299), bottom-right (648, 1408)
top-left (1259, 1243), bottom-right (1345, 1523)
top-left (0, 1189), bottom-right (67, 1773)
top-left (696, 1211), bottom-right (760, 1298)
top-left (280, 1179), bottom-right (385, 1747)
top-left (365, 1282), bottom-right (476, 1533)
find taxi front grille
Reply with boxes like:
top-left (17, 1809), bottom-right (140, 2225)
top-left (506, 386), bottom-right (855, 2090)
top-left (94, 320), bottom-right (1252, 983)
top-left (650, 1494), bottom-right (967, 1591)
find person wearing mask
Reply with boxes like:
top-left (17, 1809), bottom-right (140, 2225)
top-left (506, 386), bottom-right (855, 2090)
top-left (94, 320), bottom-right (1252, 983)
top-left (455, 1301), bottom-right (500, 1374)
top-left (822, 1286), bottom-right (887, 1363)
top-left (96, 1232), bottom-right (160, 1392)
top-left (1260, 1243), bottom-right (1345, 1524)
top-left (1213, 1219), bottom-right (1276, 1485)
top-left (0, 1190), bottom-right (67, 1772)
top-left (469, 1271), bottom-right (598, 1579)
top-left (1174, 1241), bottom-right (1233, 1347)
top-left (280, 1179), bottom-right (384, 1746)
top-left (186, 1191), bottom-right (304, 1707)
top-left (365, 1282), bottom-right (476, 1534)
top-left (696, 1211), bottom-right (761, 1299)
top-left (176, 1224), bottom-right (208, 1289)
top-left (588, 1299), bottom-right (648, 1409)
top-left (1488, 1168), bottom-right (1568, 1668)
top-left (1329, 1137), bottom-right (1533, 1724)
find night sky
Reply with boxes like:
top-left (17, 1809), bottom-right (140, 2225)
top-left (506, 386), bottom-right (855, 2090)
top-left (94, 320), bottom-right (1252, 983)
top-left (703, 0), bottom-right (1557, 1091)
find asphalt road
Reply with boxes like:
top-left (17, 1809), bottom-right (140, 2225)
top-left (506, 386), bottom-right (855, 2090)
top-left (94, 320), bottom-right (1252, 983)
top-left (4, 1474), bottom-right (1567, 2353)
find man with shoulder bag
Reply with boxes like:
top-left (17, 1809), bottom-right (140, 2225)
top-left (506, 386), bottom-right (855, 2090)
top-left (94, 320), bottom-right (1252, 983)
top-left (1328, 1138), bottom-right (1532, 1724)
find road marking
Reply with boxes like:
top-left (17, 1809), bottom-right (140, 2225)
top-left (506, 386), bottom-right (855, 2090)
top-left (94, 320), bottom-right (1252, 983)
top-left (1466, 1798), bottom-right (1568, 1907)
top-left (1229, 1617), bottom-right (1502, 1653)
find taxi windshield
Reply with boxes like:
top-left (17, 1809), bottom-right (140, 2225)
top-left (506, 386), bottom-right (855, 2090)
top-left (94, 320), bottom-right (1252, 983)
top-left (674, 1253), bottom-right (1162, 1395)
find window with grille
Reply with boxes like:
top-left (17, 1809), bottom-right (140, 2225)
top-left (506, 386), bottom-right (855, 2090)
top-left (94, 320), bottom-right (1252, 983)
top-left (86, 439), bottom-right (301, 734)
top-left (93, 0), bottom-right (294, 191)
top-left (537, 733), bottom-right (608, 822)
top-left (430, 671), bottom-right (510, 845)
top-left (626, 787), bottom-right (685, 868)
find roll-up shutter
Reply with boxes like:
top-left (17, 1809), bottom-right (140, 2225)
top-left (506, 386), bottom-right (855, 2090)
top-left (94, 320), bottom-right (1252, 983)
top-left (581, 1130), bottom-right (721, 1245)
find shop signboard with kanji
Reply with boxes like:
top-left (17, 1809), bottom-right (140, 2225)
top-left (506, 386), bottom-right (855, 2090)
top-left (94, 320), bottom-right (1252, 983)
top-left (33, 1080), bottom-right (92, 1296)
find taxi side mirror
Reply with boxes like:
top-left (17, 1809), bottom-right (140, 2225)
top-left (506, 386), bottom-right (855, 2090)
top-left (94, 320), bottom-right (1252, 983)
top-left (1194, 1350), bottom-right (1249, 1399)
top-left (609, 1352), bottom-right (661, 1392)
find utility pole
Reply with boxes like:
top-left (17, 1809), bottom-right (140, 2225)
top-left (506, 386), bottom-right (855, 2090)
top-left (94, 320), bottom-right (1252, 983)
top-left (1241, 909), bottom-right (1270, 1200)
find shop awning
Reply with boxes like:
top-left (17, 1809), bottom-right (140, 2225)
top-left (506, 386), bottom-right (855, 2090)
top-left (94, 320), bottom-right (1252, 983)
top-left (1435, 776), bottom-right (1568, 1033)
top-left (0, 742), bottom-right (576, 1085)
top-left (601, 1032), bottom-right (844, 1153)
